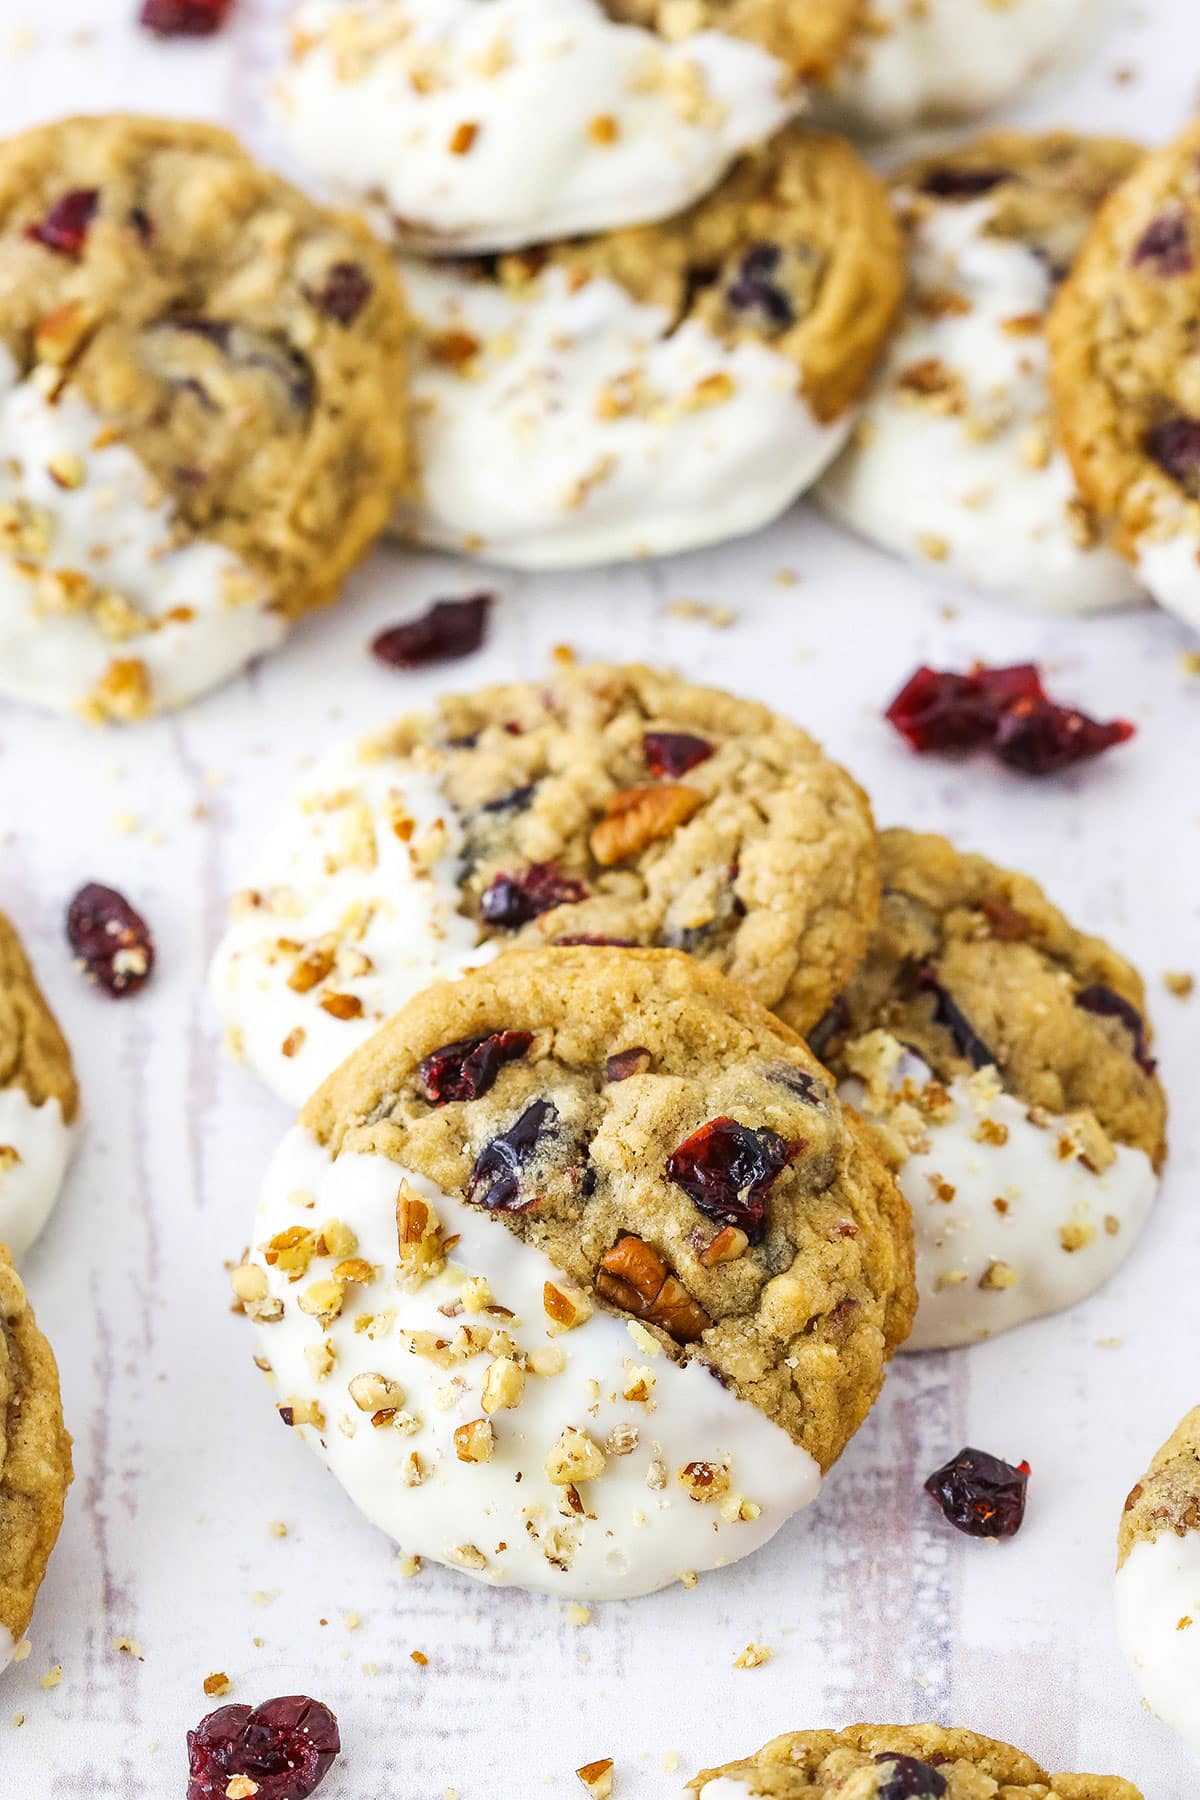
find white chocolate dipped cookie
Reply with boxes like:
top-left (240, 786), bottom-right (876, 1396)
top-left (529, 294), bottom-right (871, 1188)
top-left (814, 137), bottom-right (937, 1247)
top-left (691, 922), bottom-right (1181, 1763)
top-left (818, 133), bottom-right (1145, 615)
top-left (1116, 1409), bottom-right (1200, 1760)
top-left (275, 0), bottom-right (808, 253)
top-left (238, 950), bottom-right (914, 1598)
top-left (0, 913), bottom-right (78, 1260)
top-left (815, 830), bottom-right (1166, 1352)
top-left (394, 127), bottom-right (903, 568)
top-left (820, 0), bottom-right (1097, 136)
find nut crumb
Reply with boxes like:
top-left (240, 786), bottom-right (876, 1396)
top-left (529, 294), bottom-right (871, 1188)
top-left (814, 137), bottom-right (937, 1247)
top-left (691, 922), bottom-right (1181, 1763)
top-left (203, 1671), bottom-right (232, 1698)
top-left (733, 1641), bottom-right (773, 1669)
top-left (1164, 970), bottom-right (1194, 998)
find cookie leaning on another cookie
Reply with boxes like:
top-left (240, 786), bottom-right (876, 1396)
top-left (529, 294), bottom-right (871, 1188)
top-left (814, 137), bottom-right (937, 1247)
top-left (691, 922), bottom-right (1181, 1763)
top-left (211, 660), bottom-right (880, 1106)
top-left (0, 912), bottom-right (78, 1259)
top-left (689, 1722), bottom-right (1143, 1798)
top-left (1116, 1408), bottom-right (1200, 1759)
top-left (394, 127), bottom-right (904, 567)
top-left (818, 132), bottom-right (1145, 615)
top-left (816, 829), bottom-right (1166, 1351)
top-left (0, 1247), bottom-right (72, 1669)
top-left (0, 115), bottom-right (411, 721)
top-left (242, 949), bottom-right (914, 1598)
top-left (1049, 117), bottom-right (1200, 635)
top-left (276, 0), bottom-right (806, 253)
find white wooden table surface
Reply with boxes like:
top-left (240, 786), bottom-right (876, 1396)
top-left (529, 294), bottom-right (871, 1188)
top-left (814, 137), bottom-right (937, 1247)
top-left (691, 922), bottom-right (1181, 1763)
top-left (1, 3), bottom-right (1199, 1794)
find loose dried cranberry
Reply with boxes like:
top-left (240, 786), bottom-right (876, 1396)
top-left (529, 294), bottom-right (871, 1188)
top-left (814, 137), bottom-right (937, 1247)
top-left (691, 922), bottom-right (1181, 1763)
top-left (666, 1116), bottom-right (796, 1245)
top-left (309, 262), bottom-right (372, 324)
top-left (993, 695), bottom-right (1135, 775)
top-left (885, 663), bottom-right (1134, 775)
top-left (372, 594), bottom-right (491, 668)
top-left (924, 1446), bottom-right (1030, 1539)
top-left (141, 0), bottom-right (233, 34)
top-left (26, 189), bottom-right (98, 256)
top-left (553, 934), bottom-right (638, 947)
top-left (1130, 208), bottom-right (1193, 276)
top-left (914, 964), bottom-right (995, 1070)
top-left (1147, 415), bottom-right (1200, 496)
top-left (726, 242), bottom-right (794, 327)
top-left (419, 1030), bottom-right (532, 1104)
top-left (1076, 985), bottom-right (1156, 1075)
top-left (468, 1099), bottom-right (554, 1211)
top-left (874, 1753), bottom-right (948, 1799)
top-left (918, 166), bottom-right (1008, 200)
top-left (480, 862), bottom-right (589, 927)
top-left (605, 1047), bottom-right (651, 1082)
top-left (186, 1695), bottom-right (340, 1800)
top-left (66, 883), bottom-right (154, 998)
top-left (642, 731), bottom-right (714, 778)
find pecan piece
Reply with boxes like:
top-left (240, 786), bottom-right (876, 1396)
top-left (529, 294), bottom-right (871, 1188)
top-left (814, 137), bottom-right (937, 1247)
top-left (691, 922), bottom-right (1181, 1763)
top-left (589, 783), bottom-right (701, 867)
top-left (595, 1234), bottom-right (710, 1343)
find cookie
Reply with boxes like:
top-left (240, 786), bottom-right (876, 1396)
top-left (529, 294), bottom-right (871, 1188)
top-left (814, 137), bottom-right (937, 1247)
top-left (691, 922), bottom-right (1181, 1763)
top-left (393, 127), bottom-right (903, 566)
top-left (606, 0), bottom-right (863, 81)
top-left (211, 660), bottom-right (880, 1105)
top-left (689, 1723), bottom-right (1142, 1798)
top-left (0, 1247), bottom-right (72, 1667)
top-left (818, 0), bottom-right (1095, 135)
top-left (0, 913), bottom-right (78, 1259)
top-left (1116, 1408), bottom-right (1200, 1759)
top-left (276, 0), bottom-right (804, 253)
top-left (817, 829), bottom-right (1166, 1352)
top-left (0, 115), bottom-right (410, 721)
top-left (818, 133), bottom-right (1145, 615)
top-left (1049, 119), bottom-right (1200, 634)
top-left (240, 948), bottom-right (914, 1598)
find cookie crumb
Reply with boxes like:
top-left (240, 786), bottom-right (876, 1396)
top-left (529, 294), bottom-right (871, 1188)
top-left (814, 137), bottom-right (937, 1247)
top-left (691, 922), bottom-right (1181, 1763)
top-left (663, 598), bottom-right (737, 629)
top-left (566, 1603), bottom-right (591, 1627)
top-left (202, 1672), bottom-right (232, 1698)
top-left (41, 1666), bottom-right (63, 1690)
top-left (1164, 970), bottom-right (1194, 998)
top-left (733, 1641), bottom-right (773, 1669)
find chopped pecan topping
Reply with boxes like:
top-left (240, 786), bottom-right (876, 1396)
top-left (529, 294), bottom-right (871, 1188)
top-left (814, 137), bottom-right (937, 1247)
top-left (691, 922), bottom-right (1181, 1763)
top-left (589, 783), bottom-right (702, 866)
top-left (595, 1235), bottom-right (710, 1343)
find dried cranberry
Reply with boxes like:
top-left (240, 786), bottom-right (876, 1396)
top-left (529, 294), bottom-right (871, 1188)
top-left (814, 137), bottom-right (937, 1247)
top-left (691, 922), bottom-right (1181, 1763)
top-left (1147, 415), bottom-right (1200, 496)
top-left (769, 1065), bottom-right (824, 1104)
top-left (918, 166), bottom-right (1008, 200)
top-left (666, 1116), bottom-right (796, 1245)
top-left (725, 242), bottom-right (794, 328)
top-left (553, 934), bottom-right (638, 947)
top-left (914, 964), bottom-right (995, 1070)
top-left (642, 731), bottom-right (714, 778)
top-left (419, 1030), bottom-right (532, 1104)
top-left (309, 262), bottom-right (372, 325)
top-left (372, 594), bottom-right (491, 668)
top-left (993, 695), bottom-right (1135, 775)
top-left (468, 1099), bottom-right (554, 1211)
top-left (186, 1695), bottom-right (340, 1800)
top-left (141, 0), bottom-right (233, 34)
top-left (480, 782), bottom-right (537, 816)
top-left (924, 1446), bottom-right (1030, 1539)
top-left (27, 189), bottom-right (98, 256)
top-left (807, 995), bottom-right (849, 1061)
top-left (480, 862), bottom-right (589, 927)
top-left (1076, 985), bottom-right (1156, 1075)
top-left (66, 883), bottom-right (154, 998)
top-left (605, 1047), bottom-right (651, 1082)
top-left (874, 1753), bottom-right (948, 1799)
top-left (1130, 208), bottom-right (1193, 276)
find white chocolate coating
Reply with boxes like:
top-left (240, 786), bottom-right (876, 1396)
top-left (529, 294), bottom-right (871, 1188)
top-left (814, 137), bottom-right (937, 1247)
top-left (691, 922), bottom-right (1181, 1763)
top-left (841, 1047), bottom-right (1157, 1351)
top-left (818, 195), bottom-right (1142, 614)
top-left (821, 0), bottom-right (1094, 135)
top-left (251, 1129), bottom-right (822, 1599)
top-left (1135, 525), bottom-right (1200, 636)
top-left (0, 348), bottom-right (284, 720)
top-left (1116, 1529), bottom-right (1200, 1757)
top-left (0, 1088), bottom-right (74, 1261)
top-left (277, 0), bottom-right (797, 253)
top-left (396, 262), bottom-right (846, 569)
top-left (694, 1782), bottom-right (752, 1798)
top-left (211, 734), bottom-right (495, 1109)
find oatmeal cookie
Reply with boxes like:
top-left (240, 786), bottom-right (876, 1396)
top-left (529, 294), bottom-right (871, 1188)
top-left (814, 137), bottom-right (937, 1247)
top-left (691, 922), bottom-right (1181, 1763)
top-left (243, 948), bottom-right (914, 1597)
top-left (1116, 1408), bottom-right (1200, 1758)
top-left (0, 912), bottom-right (78, 1258)
top-left (277, 0), bottom-right (804, 253)
top-left (604, 0), bottom-right (862, 81)
top-left (394, 126), bottom-right (903, 566)
top-left (819, 132), bottom-right (1145, 614)
top-left (0, 1247), bottom-right (72, 1668)
top-left (0, 114), bottom-right (410, 720)
top-left (1049, 118), bottom-right (1200, 634)
top-left (817, 0), bottom-right (1098, 135)
top-left (689, 1722), bottom-right (1142, 1797)
top-left (817, 828), bottom-right (1166, 1350)
top-left (212, 660), bottom-right (879, 1105)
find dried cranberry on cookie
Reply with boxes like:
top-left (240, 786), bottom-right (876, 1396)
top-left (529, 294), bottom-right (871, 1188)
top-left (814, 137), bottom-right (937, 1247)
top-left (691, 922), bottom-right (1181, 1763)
top-left (238, 949), bottom-right (914, 1598)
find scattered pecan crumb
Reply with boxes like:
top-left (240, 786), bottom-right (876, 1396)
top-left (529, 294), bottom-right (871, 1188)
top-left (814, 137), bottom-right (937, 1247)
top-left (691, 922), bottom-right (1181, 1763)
top-left (1164, 970), bottom-right (1194, 998)
top-left (733, 1642), bottom-right (773, 1669)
